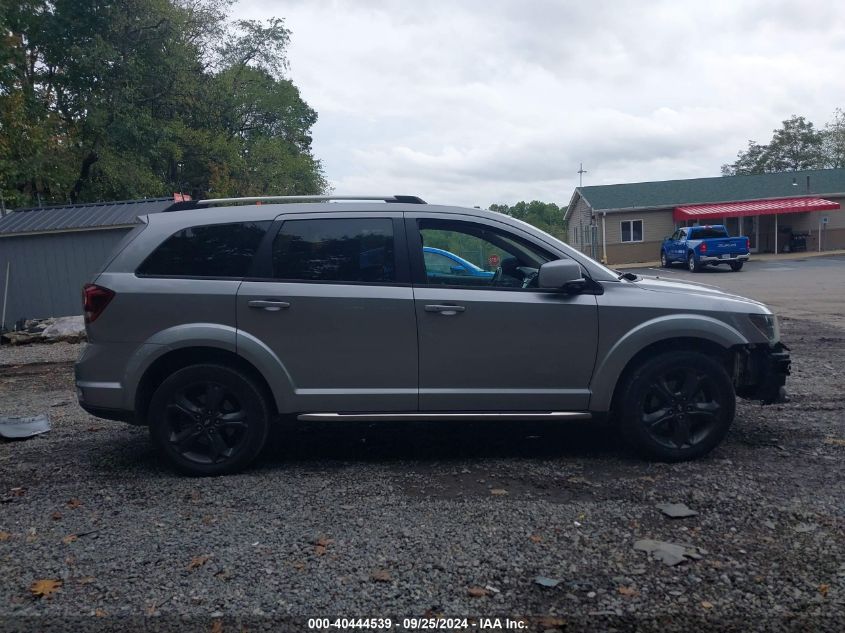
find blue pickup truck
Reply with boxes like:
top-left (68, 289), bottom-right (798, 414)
top-left (661, 225), bottom-right (750, 272)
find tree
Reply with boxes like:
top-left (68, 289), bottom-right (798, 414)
top-left (489, 200), bottom-right (568, 240)
top-left (822, 108), bottom-right (845, 169)
top-left (722, 115), bottom-right (826, 175)
top-left (0, 0), bottom-right (325, 208)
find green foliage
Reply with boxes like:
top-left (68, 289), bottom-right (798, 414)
top-left (721, 114), bottom-right (834, 175)
top-left (0, 0), bottom-right (326, 208)
top-left (419, 200), bottom-right (567, 269)
top-left (489, 200), bottom-right (568, 240)
top-left (823, 108), bottom-right (845, 169)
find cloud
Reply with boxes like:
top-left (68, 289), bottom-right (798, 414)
top-left (237, 0), bottom-right (845, 206)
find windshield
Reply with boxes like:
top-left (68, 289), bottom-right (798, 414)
top-left (691, 226), bottom-right (729, 239)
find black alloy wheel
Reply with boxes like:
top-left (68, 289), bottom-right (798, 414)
top-left (149, 364), bottom-right (270, 475)
top-left (640, 367), bottom-right (721, 450)
top-left (165, 381), bottom-right (248, 465)
top-left (617, 351), bottom-right (735, 461)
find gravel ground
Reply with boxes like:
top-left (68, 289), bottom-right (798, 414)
top-left (1, 313), bottom-right (844, 631)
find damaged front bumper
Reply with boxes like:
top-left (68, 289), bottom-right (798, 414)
top-left (734, 342), bottom-right (791, 404)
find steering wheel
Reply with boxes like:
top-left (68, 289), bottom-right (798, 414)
top-left (521, 270), bottom-right (539, 289)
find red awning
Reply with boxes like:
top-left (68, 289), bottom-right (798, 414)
top-left (673, 196), bottom-right (840, 222)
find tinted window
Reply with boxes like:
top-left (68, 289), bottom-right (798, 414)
top-left (272, 218), bottom-right (395, 283)
top-left (138, 221), bottom-right (270, 277)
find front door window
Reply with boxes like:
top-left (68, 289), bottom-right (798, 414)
top-left (417, 219), bottom-right (553, 289)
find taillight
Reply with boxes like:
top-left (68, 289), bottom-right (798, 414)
top-left (745, 237), bottom-right (750, 250)
top-left (699, 242), bottom-right (707, 253)
top-left (82, 284), bottom-right (115, 324)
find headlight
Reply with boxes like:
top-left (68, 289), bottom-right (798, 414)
top-left (749, 313), bottom-right (779, 343)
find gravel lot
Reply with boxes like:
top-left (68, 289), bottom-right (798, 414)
top-left (1, 262), bottom-right (844, 632)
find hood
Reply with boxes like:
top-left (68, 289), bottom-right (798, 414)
top-left (631, 275), bottom-right (768, 308)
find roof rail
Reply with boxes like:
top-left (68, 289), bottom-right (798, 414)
top-left (193, 195), bottom-right (427, 206)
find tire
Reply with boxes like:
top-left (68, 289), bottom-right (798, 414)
top-left (148, 364), bottom-right (271, 476)
top-left (687, 253), bottom-right (700, 272)
top-left (730, 261), bottom-right (743, 272)
top-left (660, 250), bottom-right (669, 268)
top-left (616, 350), bottom-right (735, 462)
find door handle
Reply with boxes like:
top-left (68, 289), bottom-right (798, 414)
top-left (247, 300), bottom-right (290, 311)
top-left (424, 304), bottom-right (466, 316)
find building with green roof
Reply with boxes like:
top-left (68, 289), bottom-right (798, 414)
top-left (564, 168), bottom-right (845, 265)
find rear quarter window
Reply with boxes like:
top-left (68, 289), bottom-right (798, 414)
top-left (137, 221), bottom-right (271, 277)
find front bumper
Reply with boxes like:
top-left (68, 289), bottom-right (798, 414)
top-left (700, 253), bottom-right (750, 264)
top-left (734, 342), bottom-right (791, 404)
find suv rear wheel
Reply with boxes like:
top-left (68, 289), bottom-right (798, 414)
top-left (616, 351), bottom-right (735, 461)
top-left (148, 364), bottom-right (270, 476)
top-left (687, 253), bottom-right (700, 272)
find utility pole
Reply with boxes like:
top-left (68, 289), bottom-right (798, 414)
top-left (577, 163), bottom-right (588, 187)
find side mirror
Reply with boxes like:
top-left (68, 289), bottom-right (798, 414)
top-left (538, 259), bottom-right (586, 293)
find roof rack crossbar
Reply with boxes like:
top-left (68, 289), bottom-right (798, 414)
top-left (193, 195), bottom-right (426, 206)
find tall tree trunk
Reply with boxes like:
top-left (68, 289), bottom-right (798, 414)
top-left (70, 151), bottom-right (99, 203)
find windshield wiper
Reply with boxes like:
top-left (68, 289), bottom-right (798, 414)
top-left (616, 271), bottom-right (640, 281)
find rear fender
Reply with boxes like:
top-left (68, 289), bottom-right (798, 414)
top-left (122, 323), bottom-right (294, 413)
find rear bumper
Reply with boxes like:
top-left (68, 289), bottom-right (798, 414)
top-left (75, 342), bottom-right (136, 422)
top-left (700, 253), bottom-right (750, 264)
top-left (78, 401), bottom-right (136, 423)
top-left (735, 342), bottom-right (791, 404)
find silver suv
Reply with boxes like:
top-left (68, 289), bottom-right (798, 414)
top-left (75, 195), bottom-right (790, 475)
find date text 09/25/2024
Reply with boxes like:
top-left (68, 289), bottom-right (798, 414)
top-left (307, 617), bottom-right (529, 630)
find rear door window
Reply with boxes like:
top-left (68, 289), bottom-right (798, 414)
top-left (137, 221), bottom-right (271, 277)
top-left (271, 218), bottom-right (395, 283)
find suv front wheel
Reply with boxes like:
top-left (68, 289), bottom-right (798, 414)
top-left (616, 351), bottom-right (735, 461)
top-left (148, 364), bottom-right (270, 476)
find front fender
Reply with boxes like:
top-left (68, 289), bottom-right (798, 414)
top-left (588, 314), bottom-right (749, 412)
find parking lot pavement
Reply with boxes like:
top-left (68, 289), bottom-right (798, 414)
top-left (1, 262), bottom-right (844, 631)
top-left (625, 254), bottom-right (845, 328)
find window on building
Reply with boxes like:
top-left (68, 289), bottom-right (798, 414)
top-left (137, 221), bottom-right (271, 277)
top-left (272, 218), bottom-right (395, 283)
top-left (620, 219), bottom-right (643, 243)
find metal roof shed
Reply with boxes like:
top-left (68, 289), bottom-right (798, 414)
top-left (0, 198), bottom-right (176, 328)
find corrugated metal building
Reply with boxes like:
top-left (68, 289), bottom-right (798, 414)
top-left (0, 198), bottom-right (176, 328)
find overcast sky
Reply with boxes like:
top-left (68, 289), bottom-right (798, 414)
top-left (236, 0), bottom-right (845, 207)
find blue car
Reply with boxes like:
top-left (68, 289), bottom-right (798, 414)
top-left (423, 246), bottom-right (495, 280)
